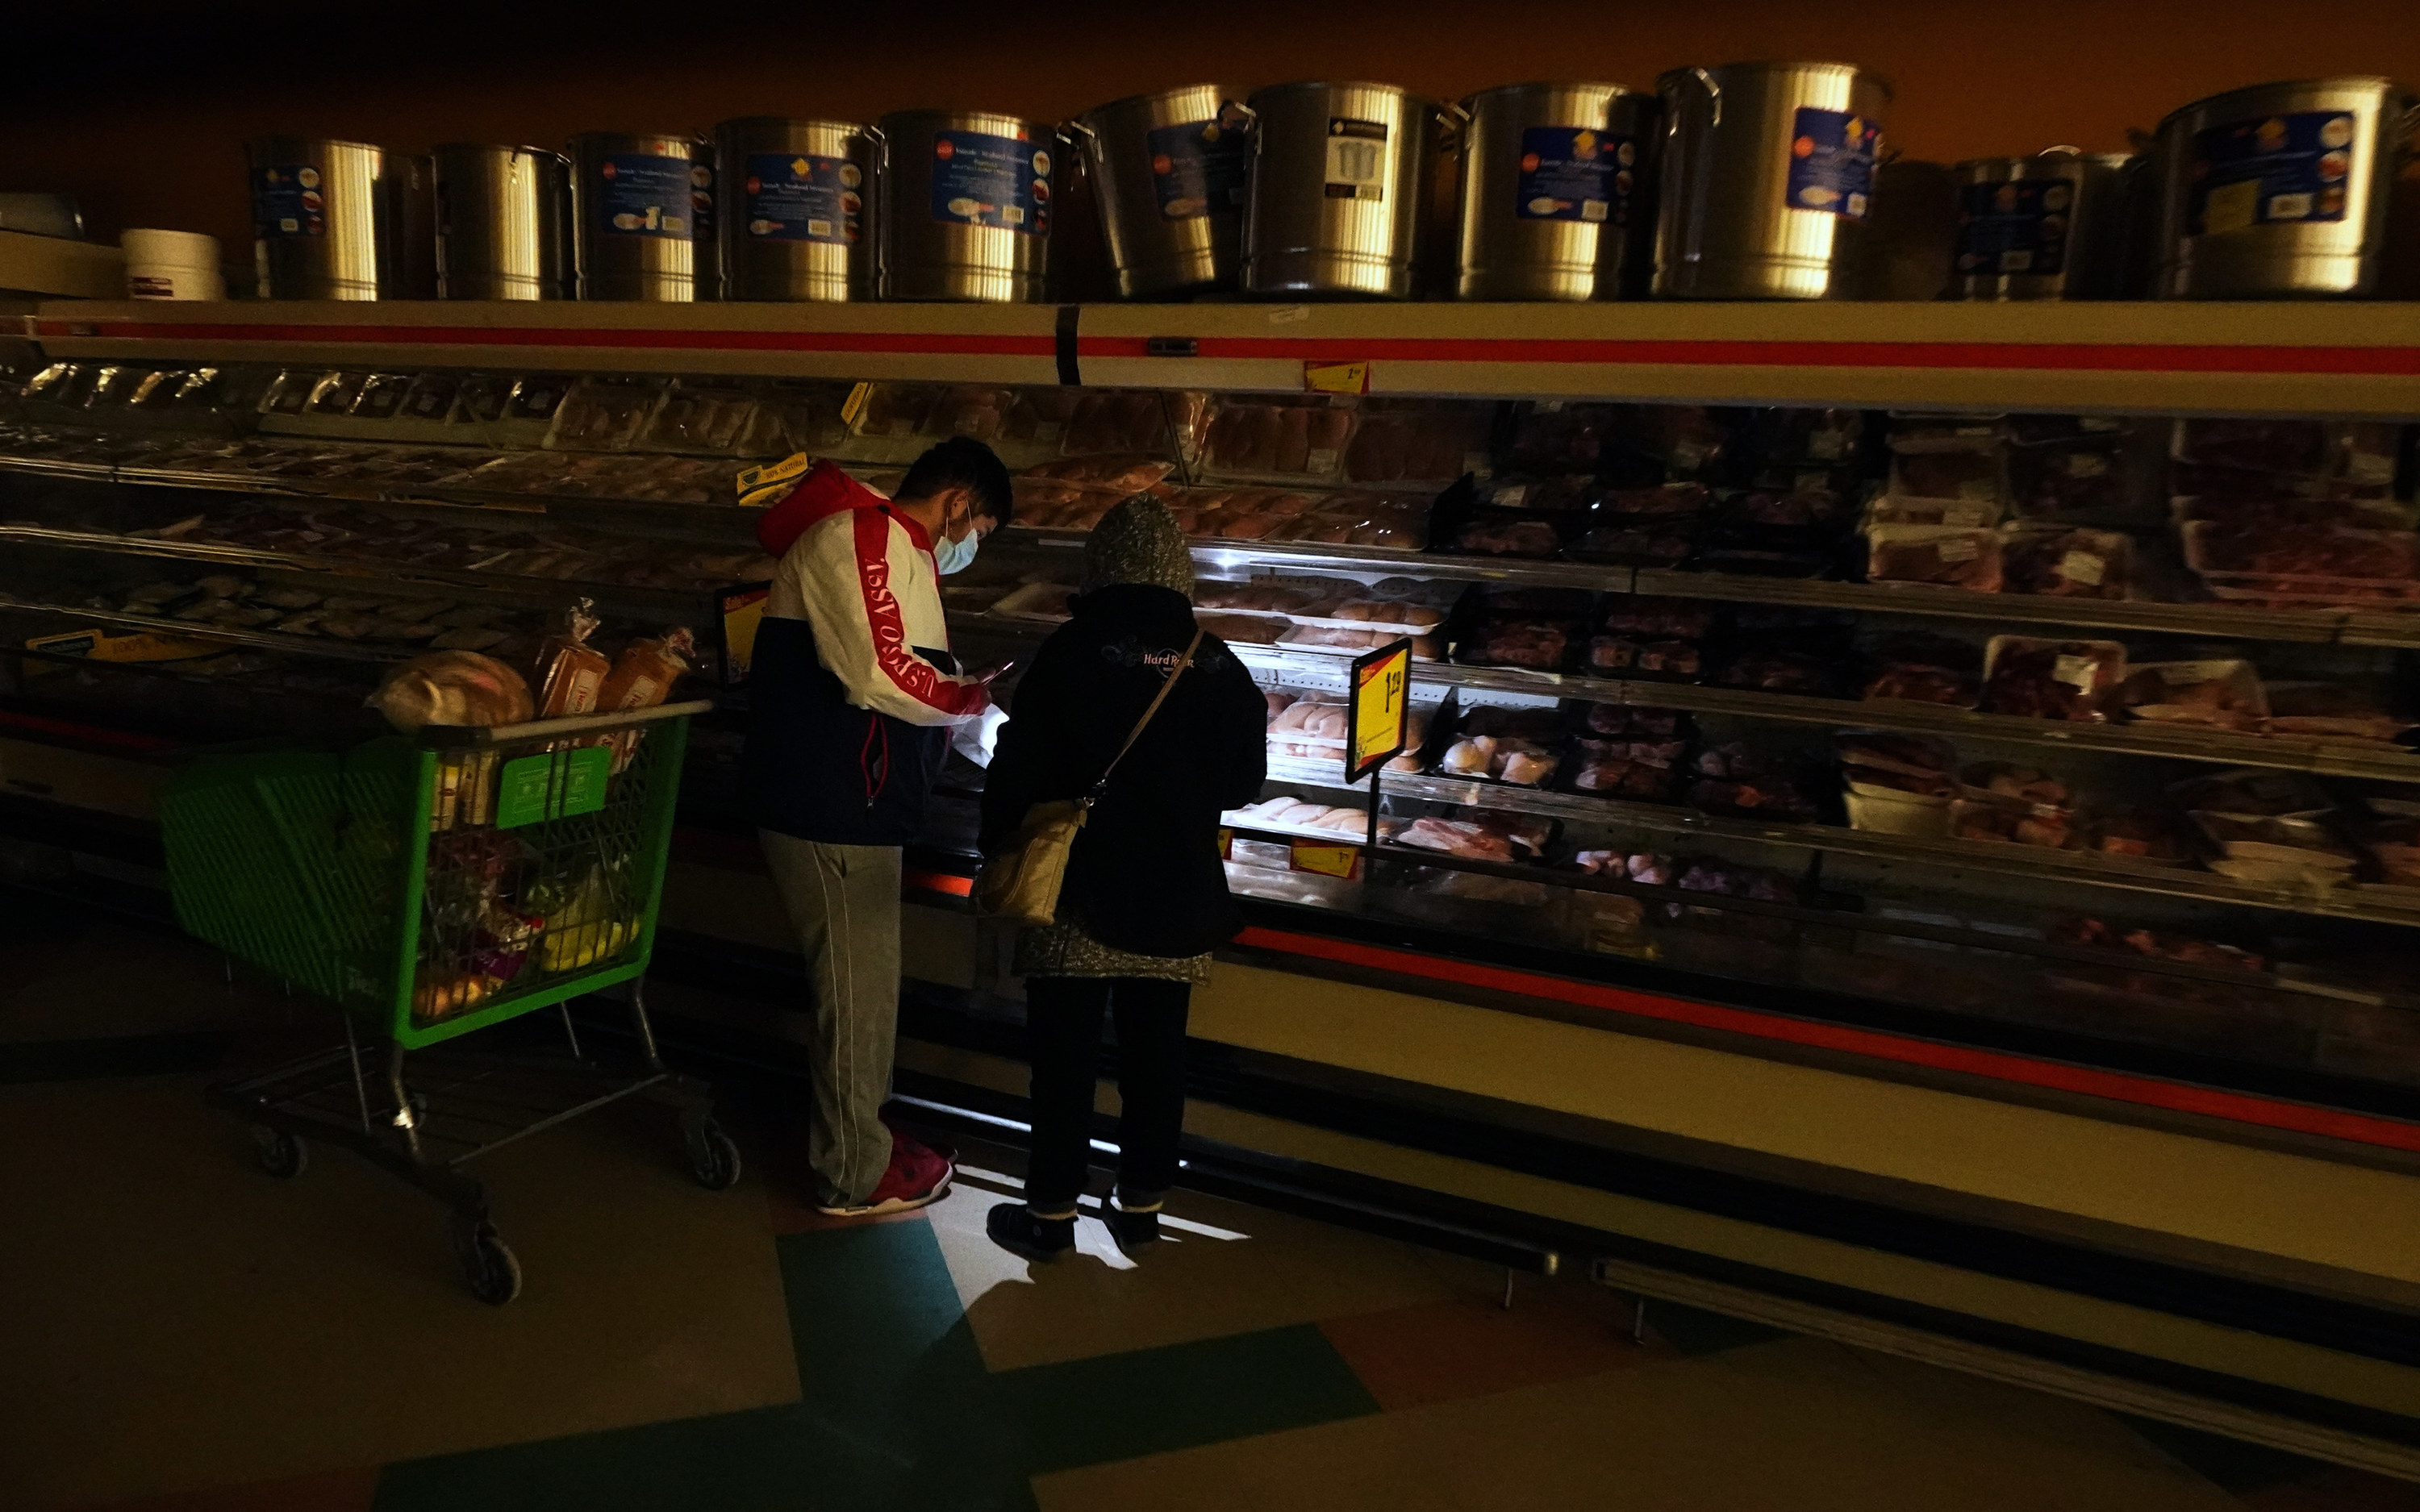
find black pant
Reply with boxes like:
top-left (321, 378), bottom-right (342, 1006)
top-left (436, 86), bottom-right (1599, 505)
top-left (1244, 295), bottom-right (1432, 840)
top-left (1022, 976), bottom-right (1191, 1212)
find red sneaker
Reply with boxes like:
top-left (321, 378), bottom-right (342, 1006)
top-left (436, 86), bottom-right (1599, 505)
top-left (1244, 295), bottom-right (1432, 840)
top-left (815, 1132), bottom-right (954, 1217)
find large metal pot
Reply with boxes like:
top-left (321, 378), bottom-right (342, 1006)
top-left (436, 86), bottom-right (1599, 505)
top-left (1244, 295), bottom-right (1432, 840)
top-left (432, 145), bottom-right (570, 301)
top-left (714, 118), bottom-right (881, 302)
top-left (2152, 77), bottom-right (2418, 298)
top-left (1650, 61), bottom-right (1890, 300)
top-left (248, 137), bottom-right (393, 300)
top-left (569, 131), bottom-right (705, 302)
top-left (1069, 84), bottom-right (1251, 299)
top-left (1454, 81), bottom-right (1659, 301)
top-left (878, 109), bottom-right (1061, 302)
top-left (690, 140), bottom-right (723, 301)
top-left (1241, 81), bottom-right (1448, 300)
top-left (1951, 148), bottom-right (2135, 301)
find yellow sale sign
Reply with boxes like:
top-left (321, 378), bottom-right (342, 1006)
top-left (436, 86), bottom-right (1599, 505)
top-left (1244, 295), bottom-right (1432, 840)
top-left (1346, 637), bottom-right (1413, 782)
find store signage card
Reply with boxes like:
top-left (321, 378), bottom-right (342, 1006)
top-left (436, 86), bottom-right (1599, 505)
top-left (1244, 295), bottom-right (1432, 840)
top-left (1288, 840), bottom-right (1363, 880)
top-left (494, 745), bottom-right (611, 830)
top-left (717, 584), bottom-right (771, 686)
top-left (1346, 636), bottom-right (1413, 782)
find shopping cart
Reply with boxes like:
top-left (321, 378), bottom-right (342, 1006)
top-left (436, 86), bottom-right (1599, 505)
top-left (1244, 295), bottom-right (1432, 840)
top-left (163, 700), bottom-right (732, 1304)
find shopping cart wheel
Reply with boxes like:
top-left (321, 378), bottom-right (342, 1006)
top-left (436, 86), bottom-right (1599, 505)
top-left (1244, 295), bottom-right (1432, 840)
top-left (453, 1218), bottom-right (522, 1306)
top-left (685, 1119), bottom-right (743, 1192)
top-left (253, 1127), bottom-right (307, 1179)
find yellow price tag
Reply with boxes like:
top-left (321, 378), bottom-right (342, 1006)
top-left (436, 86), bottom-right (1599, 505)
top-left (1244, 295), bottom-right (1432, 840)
top-left (736, 451), bottom-right (812, 497)
top-left (841, 381), bottom-right (874, 428)
top-left (1302, 360), bottom-right (1370, 395)
top-left (719, 585), bottom-right (770, 682)
top-left (1346, 638), bottom-right (1413, 781)
top-left (1288, 841), bottom-right (1363, 880)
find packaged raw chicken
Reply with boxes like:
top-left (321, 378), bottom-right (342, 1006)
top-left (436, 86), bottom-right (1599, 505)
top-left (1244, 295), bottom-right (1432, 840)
top-left (2261, 682), bottom-right (2414, 744)
top-left (2169, 768), bottom-right (2334, 820)
top-left (1958, 762), bottom-right (2076, 817)
top-left (1198, 400), bottom-right (1354, 478)
top-left (1950, 799), bottom-right (2074, 850)
top-left (1020, 454), bottom-right (1177, 495)
top-left (2192, 812), bottom-right (2360, 886)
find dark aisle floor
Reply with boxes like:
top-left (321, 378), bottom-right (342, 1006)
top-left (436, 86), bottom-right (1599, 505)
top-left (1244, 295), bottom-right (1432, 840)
top-left (6, 891), bottom-right (2420, 1511)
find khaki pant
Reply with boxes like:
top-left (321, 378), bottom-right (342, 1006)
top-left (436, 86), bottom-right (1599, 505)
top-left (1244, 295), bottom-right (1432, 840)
top-left (759, 832), bottom-right (901, 1207)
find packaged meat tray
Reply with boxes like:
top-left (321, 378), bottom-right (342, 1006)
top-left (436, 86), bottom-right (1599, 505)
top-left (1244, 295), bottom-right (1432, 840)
top-left (1958, 762), bottom-right (2076, 818)
top-left (1010, 484), bottom-right (1127, 532)
top-left (1859, 631), bottom-right (1983, 710)
top-left (1599, 482), bottom-right (1714, 519)
top-left (1446, 513), bottom-right (1567, 559)
top-left (1476, 476), bottom-right (1602, 512)
top-left (1455, 618), bottom-right (1579, 672)
top-left (1198, 612), bottom-right (1287, 646)
top-left (1192, 577), bottom-right (1360, 619)
top-left (1296, 597), bottom-right (1451, 634)
top-left (2001, 527), bottom-right (2132, 600)
top-left (2180, 520), bottom-right (2420, 587)
top-left (2170, 494), bottom-right (2415, 531)
top-left (1060, 390), bottom-right (1170, 455)
top-left (2172, 418), bottom-right (2330, 478)
top-left (1166, 487), bottom-right (1311, 541)
top-left (1888, 447), bottom-right (2003, 504)
top-left (1588, 635), bottom-right (1701, 678)
top-left (1980, 636), bottom-right (2125, 723)
top-left (2192, 812), bottom-right (2360, 885)
top-left (1502, 402), bottom-right (1613, 474)
top-left (1196, 400), bottom-right (1356, 481)
top-left (2261, 682), bottom-right (2415, 744)
top-left (2357, 821), bottom-right (2420, 889)
top-left (1266, 696), bottom-right (1350, 751)
top-left (2084, 813), bottom-right (2188, 865)
top-left (1713, 649), bottom-right (1835, 694)
top-left (1864, 494), bottom-right (2005, 529)
top-left (1020, 454), bottom-right (1178, 497)
top-left (643, 385), bottom-right (757, 452)
top-left (1431, 733), bottom-right (1563, 787)
top-left (1567, 518), bottom-right (1697, 567)
top-left (1574, 850), bottom-right (1679, 886)
top-left (849, 383), bottom-right (940, 439)
top-left (1863, 525), bottom-right (2004, 592)
top-left (544, 380), bottom-right (664, 452)
top-left (1226, 796), bottom-right (1396, 841)
top-left (1341, 402), bottom-right (1488, 486)
top-left (2118, 660), bottom-right (2267, 731)
top-left (2006, 439), bottom-right (2136, 520)
top-left (1275, 623), bottom-right (1444, 659)
top-left (1568, 742), bottom-right (1681, 801)
top-left (2168, 768), bottom-right (2334, 821)
top-left (987, 581), bottom-right (1078, 623)
top-left (1395, 809), bottom-right (1556, 862)
top-left (1950, 798), bottom-right (2076, 850)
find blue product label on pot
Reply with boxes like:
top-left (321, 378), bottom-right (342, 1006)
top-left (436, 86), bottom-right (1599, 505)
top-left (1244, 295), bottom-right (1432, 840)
top-left (1784, 107), bottom-right (1879, 219)
top-left (1514, 127), bottom-right (1636, 223)
top-left (1147, 117), bottom-right (1250, 219)
top-left (930, 129), bottom-right (1049, 235)
top-left (255, 163), bottom-right (325, 237)
top-left (689, 159), bottom-right (716, 242)
top-left (744, 152), bottom-right (861, 244)
top-left (1955, 178), bottom-right (2071, 277)
top-left (595, 153), bottom-right (692, 237)
top-left (2189, 110), bottom-right (2357, 235)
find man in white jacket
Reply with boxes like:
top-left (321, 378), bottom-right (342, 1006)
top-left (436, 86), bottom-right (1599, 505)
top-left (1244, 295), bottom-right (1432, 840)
top-left (742, 438), bottom-right (1011, 1214)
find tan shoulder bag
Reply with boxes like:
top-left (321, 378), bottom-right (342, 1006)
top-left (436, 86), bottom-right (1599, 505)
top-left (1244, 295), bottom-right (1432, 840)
top-left (973, 629), bottom-right (1204, 928)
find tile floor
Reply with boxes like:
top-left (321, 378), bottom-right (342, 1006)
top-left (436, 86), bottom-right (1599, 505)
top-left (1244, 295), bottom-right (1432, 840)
top-left (6, 889), bottom-right (2420, 1512)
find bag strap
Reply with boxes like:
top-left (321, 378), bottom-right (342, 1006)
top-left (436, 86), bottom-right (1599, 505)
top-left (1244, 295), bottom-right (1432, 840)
top-left (1087, 627), bottom-right (1204, 802)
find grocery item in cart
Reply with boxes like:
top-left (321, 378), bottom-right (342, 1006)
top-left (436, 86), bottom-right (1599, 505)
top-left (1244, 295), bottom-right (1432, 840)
top-left (367, 651), bottom-right (535, 733)
top-left (534, 601), bottom-right (611, 717)
top-left (599, 627), bottom-right (695, 712)
top-left (1980, 636), bottom-right (2124, 722)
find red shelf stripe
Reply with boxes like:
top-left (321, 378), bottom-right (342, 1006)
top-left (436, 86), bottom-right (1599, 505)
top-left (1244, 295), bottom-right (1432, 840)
top-left (1233, 925), bottom-right (2420, 1155)
top-left (30, 320), bottom-right (1058, 358)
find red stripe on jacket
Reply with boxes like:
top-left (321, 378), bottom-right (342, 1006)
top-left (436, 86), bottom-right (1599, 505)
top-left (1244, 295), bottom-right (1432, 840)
top-left (851, 506), bottom-right (987, 719)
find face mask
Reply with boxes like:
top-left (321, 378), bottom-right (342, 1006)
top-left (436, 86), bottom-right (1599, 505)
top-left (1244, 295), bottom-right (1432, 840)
top-left (933, 507), bottom-right (980, 575)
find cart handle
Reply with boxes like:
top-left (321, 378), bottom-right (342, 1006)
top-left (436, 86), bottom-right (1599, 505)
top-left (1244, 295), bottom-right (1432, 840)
top-left (419, 699), bottom-right (719, 748)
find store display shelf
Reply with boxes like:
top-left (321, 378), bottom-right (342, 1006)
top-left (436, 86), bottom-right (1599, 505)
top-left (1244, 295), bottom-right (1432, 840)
top-left (34, 298), bottom-right (2420, 417)
top-left (1255, 759), bottom-right (2420, 931)
top-left (0, 525), bottom-right (729, 613)
top-left (1000, 531), bottom-right (2418, 650)
top-left (0, 597), bottom-right (410, 664)
top-left (1234, 646), bottom-right (2420, 782)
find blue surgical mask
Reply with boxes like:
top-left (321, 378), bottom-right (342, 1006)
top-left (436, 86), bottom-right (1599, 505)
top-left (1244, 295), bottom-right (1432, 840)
top-left (933, 513), bottom-right (980, 575)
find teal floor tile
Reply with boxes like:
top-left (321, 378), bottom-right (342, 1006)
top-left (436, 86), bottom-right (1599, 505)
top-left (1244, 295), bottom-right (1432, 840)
top-left (999, 1322), bottom-right (1381, 1475)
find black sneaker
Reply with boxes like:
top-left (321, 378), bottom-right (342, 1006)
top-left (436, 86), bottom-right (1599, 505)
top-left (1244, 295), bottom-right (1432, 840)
top-left (1104, 1203), bottom-right (1162, 1256)
top-left (987, 1202), bottom-right (1076, 1263)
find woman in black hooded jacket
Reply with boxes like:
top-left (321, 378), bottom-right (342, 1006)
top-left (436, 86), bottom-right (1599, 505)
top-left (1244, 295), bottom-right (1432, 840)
top-left (978, 497), bottom-right (1267, 1262)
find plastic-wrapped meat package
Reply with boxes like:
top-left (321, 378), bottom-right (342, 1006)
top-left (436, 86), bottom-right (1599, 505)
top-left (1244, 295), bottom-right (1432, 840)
top-left (1063, 390), bottom-right (1166, 454)
top-left (2119, 661), bottom-right (2266, 731)
top-left (1572, 519), bottom-right (1695, 565)
top-left (1461, 619), bottom-right (1573, 670)
top-left (912, 385), bottom-right (1013, 443)
top-left (850, 384), bottom-right (938, 439)
top-left (2007, 441), bottom-right (2133, 519)
top-left (1571, 744), bottom-right (1679, 800)
top-left (1859, 632), bottom-right (1983, 708)
top-left (1480, 476), bottom-right (1600, 512)
top-left (1864, 526), bottom-right (2004, 591)
top-left (2085, 812), bottom-right (2184, 864)
top-left (1595, 637), bottom-right (1700, 677)
top-left (1020, 454), bottom-right (1179, 495)
top-left (1395, 818), bottom-right (1516, 862)
top-left (544, 380), bottom-right (663, 452)
top-left (1504, 402), bottom-right (1613, 473)
top-left (1688, 768), bottom-right (1821, 822)
top-left (1951, 801), bottom-right (2074, 849)
top-left (2001, 527), bottom-right (2131, 598)
top-left (1344, 405), bottom-right (1484, 484)
top-left (2182, 521), bottom-right (2420, 584)
top-left (645, 385), bottom-right (757, 452)
top-left (1838, 734), bottom-right (1954, 798)
top-left (2261, 683), bottom-right (2414, 744)
top-left (1675, 860), bottom-right (1796, 902)
top-left (2174, 419), bottom-right (2329, 477)
top-left (1890, 448), bottom-right (2001, 502)
top-left (1716, 650), bottom-right (1834, 694)
top-left (1451, 516), bottom-right (1564, 557)
top-left (1980, 638), bottom-right (2123, 722)
top-left (1625, 405), bottom-right (1732, 475)
top-left (1721, 488), bottom-right (1850, 531)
